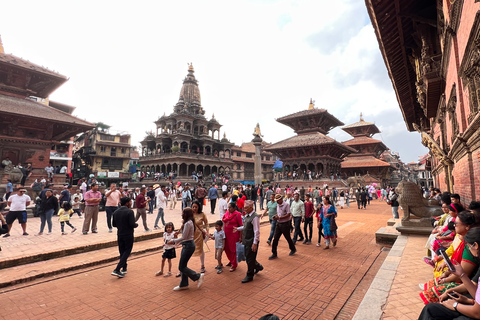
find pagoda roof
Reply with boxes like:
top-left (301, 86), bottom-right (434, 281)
top-left (341, 155), bottom-right (393, 168)
top-left (276, 108), bottom-right (344, 135)
top-left (342, 114), bottom-right (381, 137)
top-left (264, 132), bottom-right (356, 153)
top-left (0, 94), bottom-right (93, 128)
top-left (343, 136), bottom-right (387, 148)
top-left (0, 53), bottom-right (68, 98)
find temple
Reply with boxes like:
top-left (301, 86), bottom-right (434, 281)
top-left (0, 36), bottom-right (94, 184)
top-left (139, 64), bottom-right (235, 178)
top-left (340, 113), bottom-right (394, 185)
top-left (265, 99), bottom-right (356, 178)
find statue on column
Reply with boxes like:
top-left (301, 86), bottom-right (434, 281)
top-left (253, 123), bottom-right (263, 137)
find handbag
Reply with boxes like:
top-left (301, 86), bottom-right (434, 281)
top-left (236, 242), bottom-right (246, 263)
top-left (329, 215), bottom-right (338, 232)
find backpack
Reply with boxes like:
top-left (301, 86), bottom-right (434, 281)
top-left (32, 182), bottom-right (43, 192)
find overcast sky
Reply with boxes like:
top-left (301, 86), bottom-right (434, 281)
top-left (1, 0), bottom-right (428, 163)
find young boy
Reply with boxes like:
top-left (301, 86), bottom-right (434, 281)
top-left (209, 220), bottom-right (225, 274)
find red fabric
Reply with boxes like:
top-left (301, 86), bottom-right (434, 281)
top-left (222, 211), bottom-right (243, 268)
top-left (304, 201), bottom-right (315, 218)
top-left (135, 194), bottom-right (146, 208)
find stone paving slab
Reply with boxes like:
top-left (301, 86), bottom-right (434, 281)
top-left (0, 200), bottom-right (394, 319)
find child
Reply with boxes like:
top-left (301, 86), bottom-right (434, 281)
top-left (209, 220), bottom-right (225, 274)
top-left (156, 222), bottom-right (177, 277)
top-left (58, 201), bottom-right (77, 235)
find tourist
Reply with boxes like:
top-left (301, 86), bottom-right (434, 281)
top-left (331, 187), bottom-right (338, 207)
top-left (420, 211), bottom-right (477, 304)
top-left (37, 189), bottom-right (58, 235)
top-left (232, 200), bottom-right (263, 283)
top-left (5, 179), bottom-right (13, 200)
top-left (156, 222), bottom-right (177, 277)
top-left (80, 178), bottom-right (87, 194)
top-left (303, 194), bottom-right (314, 244)
top-left (4, 187), bottom-right (30, 237)
top-left (192, 201), bottom-right (208, 273)
top-left (58, 201), bottom-right (76, 234)
top-left (111, 197), bottom-right (138, 278)
top-left (71, 189), bottom-right (83, 218)
top-left (222, 202), bottom-right (242, 272)
top-left (181, 184), bottom-right (192, 210)
top-left (388, 188), bottom-right (399, 219)
top-left (82, 183), bottom-right (102, 235)
top-left (360, 188), bottom-right (368, 210)
top-left (269, 194), bottom-right (296, 260)
top-left (291, 192), bottom-right (305, 244)
top-left (105, 183), bottom-right (122, 233)
top-left (218, 191), bottom-right (229, 220)
top-left (147, 185), bottom-right (156, 214)
top-left (339, 189), bottom-right (345, 209)
top-left (168, 207), bottom-right (205, 291)
top-left (320, 196), bottom-right (337, 250)
top-left (44, 163), bottom-right (54, 181)
top-left (208, 220), bottom-right (225, 274)
top-left (208, 184), bottom-right (218, 215)
top-left (195, 184), bottom-right (207, 213)
top-left (154, 185), bottom-right (167, 229)
top-left (262, 193), bottom-right (277, 246)
top-left (251, 184), bottom-right (258, 212)
top-left (419, 227), bottom-right (480, 319)
top-left (1, 156), bottom-right (12, 168)
top-left (168, 186), bottom-right (177, 210)
top-left (315, 202), bottom-right (324, 247)
top-left (135, 187), bottom-right (151, 232)
top-left (259, 185), bottom-right (264, 210)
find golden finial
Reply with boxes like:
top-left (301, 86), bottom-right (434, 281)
top-left (0, 35), bottom-right (4, 54)
top-left (308, 98), bottom-right (315, 110)
top-left (223, 132), bottom-right (226, 139)
top-left (360, 112), bottom-right (364, 121)
top-left (212, 113), bottom-right (215, 119)
top-left (188, 62), bottom-right (194, 72)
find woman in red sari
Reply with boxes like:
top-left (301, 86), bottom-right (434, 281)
top-left (222, 202), bottom-right (243, 272)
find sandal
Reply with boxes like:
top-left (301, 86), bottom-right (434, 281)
top-left (229, 267), bottom-right (236, 272)
top-left (200, 267), bottom-right (206, 273)
top-left (175, 272), bottom-right (181, 277)
top-left (324, 246), bottom-right (330, 250)
top-left (164, 272), bottom-right (172, 277)
top-left (155, 270), bottom-right (163, 276)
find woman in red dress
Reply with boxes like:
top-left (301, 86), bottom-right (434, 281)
top-left (222, 202), bottom-right (243, 272)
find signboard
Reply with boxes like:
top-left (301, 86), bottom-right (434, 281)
top-left (108, 172), bottom-right (120, 178)
top-left (97, 172), bottom-right (107, 178)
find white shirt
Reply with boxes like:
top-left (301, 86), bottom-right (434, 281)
top-left (236, 211), bottom-right (260, 245)
top-left (222, 185), bottom-right (227, 192)
top-left (60, 166), bottom-right (67, 173)
top-left (8, 194), bottom-right (31, 211)
top-left (156, 190), bottom-right (166, 209)
top-left (218, 198), bottom-right (228, 219)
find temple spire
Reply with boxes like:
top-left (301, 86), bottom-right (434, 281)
top-left (188, 62), bottom-right (194, 72)
top-left (360, 112), bottom-right (364, 121)
top-left (308, 98), bottom-right (315, 110)
top-left (0, 35), bottom-right (4, 54)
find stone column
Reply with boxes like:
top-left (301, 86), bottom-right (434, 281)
top-left (252, 126), bottom-right (263, 186)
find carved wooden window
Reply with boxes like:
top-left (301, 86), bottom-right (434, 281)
top-left (465, 73), bottom-right (480, 123)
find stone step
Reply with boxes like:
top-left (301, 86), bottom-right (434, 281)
top-left (375, 224), bottom-right (400, 245)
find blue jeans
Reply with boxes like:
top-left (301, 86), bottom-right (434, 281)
top-left (155, 208), bottom-right (165, 227)
top-left (259, 197), bottom-right (264, 210)
top-left (293, 216), bottom-right (304, 242)
top-left (148, 199), bottom-right (155, 213)
top-left (40, 208), bottom-right (54, 233)
top-left (178, 240), bottom-right (200, 287)
top-left (268, 218), bottom-right (277, 242)
top-left (182, 199), bottom-right (191, 210)
top-left (105, 206), bottom-right (117, 229)
top-left (392, 206), bottom-right (399, 219)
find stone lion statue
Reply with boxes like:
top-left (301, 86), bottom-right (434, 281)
top-left (396, 180), bottom-right (442, 221)
top-left (7, 167), bottom-right (24, 184)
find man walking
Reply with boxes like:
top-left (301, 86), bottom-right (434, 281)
top-left (111, 197), bottom-right (138, 278)
top-left (290, 192), bottom-right (305, 244)
top-left (195, 184), bottom-right (207, 213)
top-left (269, 194), bottom-right (296, 260)
top-left (208, 184), bottom-right (218, 215)
top-left (105, 183), bottom-right (122, 232)
top-left (154, 185), bottom-right (167, 229)
top-left (303, 194), bottom-right (314, 244)
top-left (135, 187), bottom-right (151, 231)
top-left (82, 183), bottom-right (102, 235)
top-left (182, 184), bottom-right (192, 210)
top-left (234, 200), bottom-right (263, 283)
top-left (4, 187), bottom-right (30, 237)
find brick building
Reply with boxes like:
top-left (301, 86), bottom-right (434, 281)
top-left (366, 0), bottom-right (480, 204)
top-left (0, 36), bottom-right (93, 185)
top-left (231, 142), bottom-right (276, 183)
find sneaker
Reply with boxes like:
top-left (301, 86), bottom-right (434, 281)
top-left (145, 229), bottom-right (151, 232)
top-left (289, 249), bottom-right (297, 256)
top-left (217, 269), bottom-right (222, 274)
top-left (268, 254), bottom-right (278, 260)
top-left (109, 228), bottom-right (113, 233)
top-left (22, 232), bottom-right (29, 236)
top-left (92, 230), bottom-right (98, 234)
top-left (197, 273), bottom-right (205, 288)
top-left (111, 270), bottom-right (124, 278)
top-left (155, 270), bottom-right (163, 276)
top-left (47, 232), bottom-right (52, 235)
top-left (302, 240), bottom-right (308, 244)
top-left (122, 269), bottom-right (127, 274)
top-left (82, 232), bottom-right (88, 235)
top-left (35, 232), bottom-right (43, 236)
top-left (154, 226), bottom-right (160, 230)
top-left (62, 232), bottom-right (67, 235)
top-left (316, 243), bottom-right (321, 247)
top-left (173, 286), bottom-right (189, 291)
top-left (164, 272), bottom-right (172, 277)
top-left (71, 228), bottom-right (77, 233)
top-left (418, 283), bottom-right (424, 290)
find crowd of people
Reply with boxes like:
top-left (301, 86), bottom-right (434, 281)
top-left (416, 190), bottom-right (480, 319)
